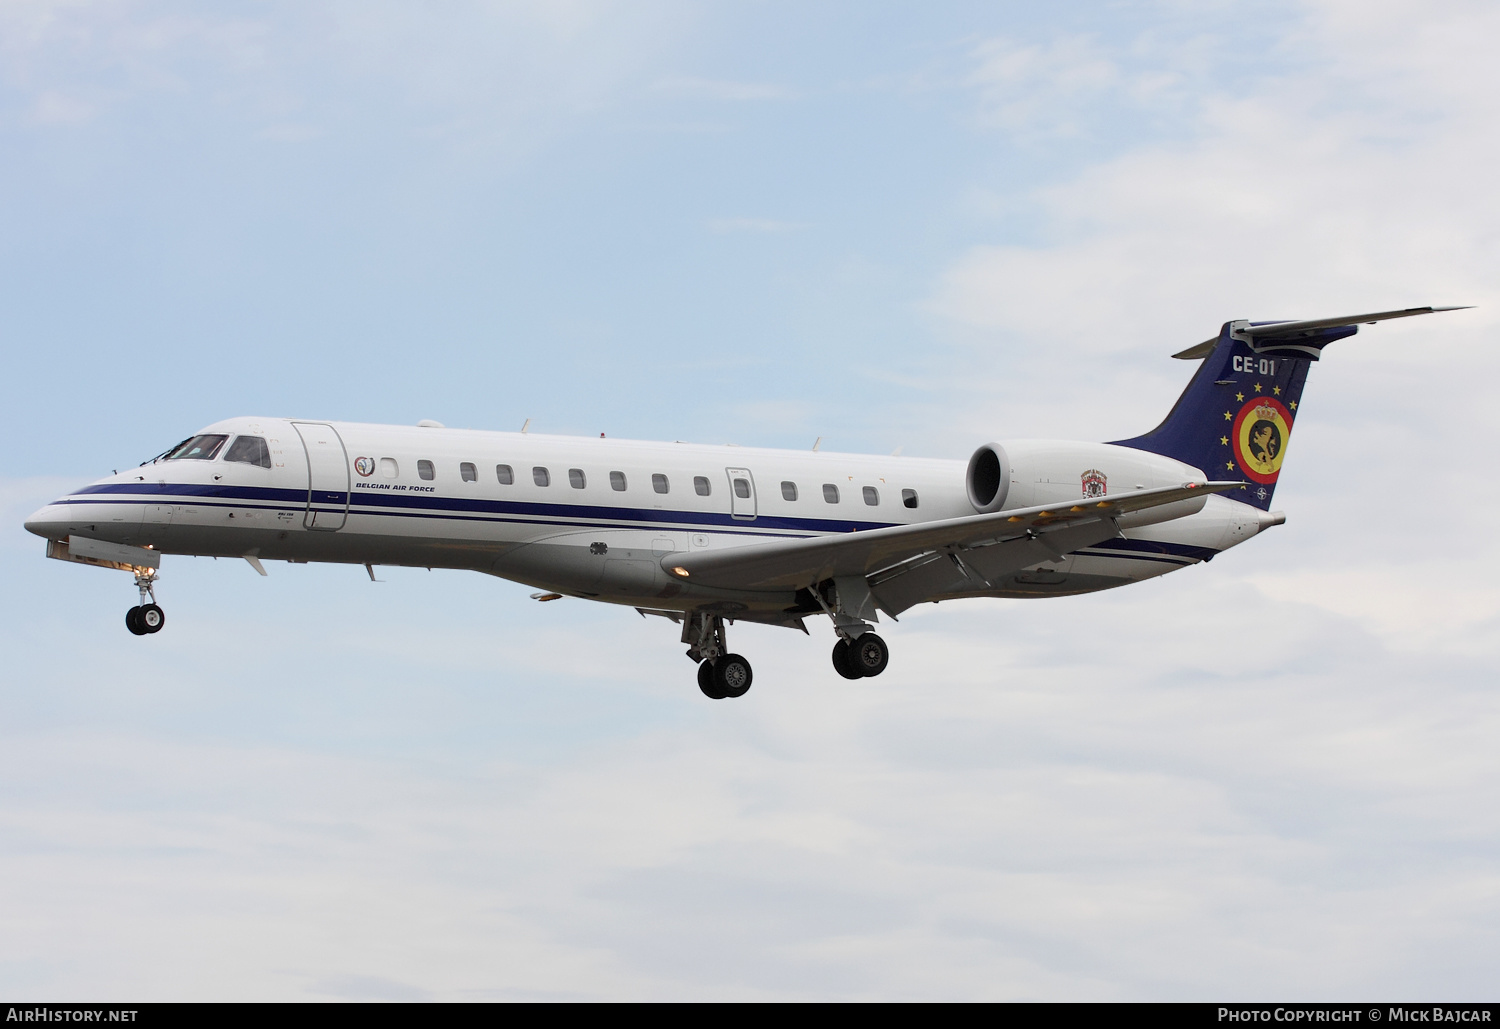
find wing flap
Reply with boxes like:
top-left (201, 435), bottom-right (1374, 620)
top-left (663, 481), bottom-right (1242, 590)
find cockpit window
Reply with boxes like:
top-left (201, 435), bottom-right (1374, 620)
top-left (165, 434), bottom-right (229, 461)
top-left (224, 435), bottom-right (271, 468)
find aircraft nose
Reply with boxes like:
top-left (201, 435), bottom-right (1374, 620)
top-left (24, 502), bottom-right (70, 540)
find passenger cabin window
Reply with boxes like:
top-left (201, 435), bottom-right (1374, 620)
top-left (902, 488), bottom-right (919, 509)
top-left (823, 483), bottom-right (840, 504)
top-left (418, 460), bottom-right (435, 481)
top-left (379, 458), bottom-right (399, 478)
top-left (733, 478), bottom-right (751, 500)
top-left (610, 471), bottom-right (627, 491)
top-left (533, 466), bottom-right (550, 487)
top-left (569, 468), bottom-right (586, 489)
top-left (781, 481), bottom-right (798, 501)
top-left (652, 473), bottom-right (669, 494)
top-left (166, 434), bottom-right (228, 461)
top-left (694, 476), bottom-right (711, 497)
top-left (224, 435), bottom-right (271, 468)
top-left (460, 462), bottom-right (477, 482)
top-left (496, 464), bottom-right (514, 485)
top-left (863, 486), bottom-right (879, 506)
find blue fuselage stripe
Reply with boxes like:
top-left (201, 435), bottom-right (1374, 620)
top-left (59, 484), bottom-right (1221, 561)
top-left (59, 484), bottom-right (889, 537)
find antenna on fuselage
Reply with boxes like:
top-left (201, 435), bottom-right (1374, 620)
top-left (521, 418), bottom-right (531, 433)
top-left (812, 437), bottom-right (822, 452)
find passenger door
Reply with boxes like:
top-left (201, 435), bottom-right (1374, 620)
top-left (292, 422), bottom-right (350, 531)
top-left (725, 467), bottom-right (756, 521)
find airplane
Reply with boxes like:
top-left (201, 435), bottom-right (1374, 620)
top-left (25, 306), bottom-right (1466, 699)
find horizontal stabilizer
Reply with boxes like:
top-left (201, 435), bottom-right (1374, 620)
top-left (1173, 305), bottom-right (1470, 359)
top-left (662, 481), bottom-right (1242, 591)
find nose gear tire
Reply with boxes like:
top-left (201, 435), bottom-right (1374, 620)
top-left (126, 607), bottom-right (147, 636)
top-left (139, 604), bottom-right (165, 633)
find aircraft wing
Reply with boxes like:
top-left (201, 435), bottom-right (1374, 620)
top-left (662, 481), bottom-right (1242, 605)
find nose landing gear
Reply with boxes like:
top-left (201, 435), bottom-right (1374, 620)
top-left (125, 569), bottom-right (165, 636)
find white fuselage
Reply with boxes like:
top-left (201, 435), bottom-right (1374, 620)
top-left (24, 417), bottom-right (1275, 622)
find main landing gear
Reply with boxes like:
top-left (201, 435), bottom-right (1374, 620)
top-left (125, 568), bottom-right (165, 636)
top-left (814, 576), bottom-right (890, 681)
top-left (697, 654), bottom-right (752, 700)
top-left (684, 612), bottom-right (753, 700)
top-left (831, 632), bottom-right (889, 679)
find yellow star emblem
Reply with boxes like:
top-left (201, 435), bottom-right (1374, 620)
top-left (1253, 383), bottom-right (1263, 392)
top-left (1224, 411), bottom-right (1232, 421)
top-left (1272, 386), bottom-right (1282, 395)
top-left (1235, 392), bottom-right (1244, 402)
top-left (1220, 436), bottom-right (1229, 445)
top-left (1226, 461), bottom-right (1235, 470)
top-left (1290, 400), bottom-right (1298, 410)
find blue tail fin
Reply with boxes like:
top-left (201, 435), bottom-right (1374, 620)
top-left (1112, 307), bottom-right (1464, 510)
top-left (1110, 321), bottom-right (1339, 510)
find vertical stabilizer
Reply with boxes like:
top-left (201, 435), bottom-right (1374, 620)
top-left (1111, 322), bottom-right (1321, 511)
top-left (1111, 306), bottom-right (1466, 510)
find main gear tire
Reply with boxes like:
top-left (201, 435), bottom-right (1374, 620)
top-left (698, 660), bottom-right (726, 700)
top-left (831, 639), bottom-right (861, 679)
top-left (714, 654), bottom-right (753, 698)
top-left (849, 633), bottom-right (889, 677)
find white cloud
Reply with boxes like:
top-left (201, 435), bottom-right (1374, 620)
top-left (926, 1), bottom-right (1500, 459)
top-left (1, 573), bottom-right (1495, 998)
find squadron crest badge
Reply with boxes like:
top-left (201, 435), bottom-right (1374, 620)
top-left (354, 456), bottom-right (376, 477)
top-left (1231, 397), bottom-right (1293, 484)
top-left (1081, 468), bottom-right (1107, 498)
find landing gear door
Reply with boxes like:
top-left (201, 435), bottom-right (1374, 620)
top-left (726, 467), bottom-right (756, 521)
top-left (292, 422), bottom-right (350, 531)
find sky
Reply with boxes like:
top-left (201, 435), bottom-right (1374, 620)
top-left (1, 0), bottom-right (1498, 1001)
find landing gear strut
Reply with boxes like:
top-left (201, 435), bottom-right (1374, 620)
top-left (125, 568), bottom-right (165, 636)
top-left (684, 611), bottom-right (753, 700)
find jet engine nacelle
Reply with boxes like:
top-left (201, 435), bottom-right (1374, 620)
top-left (965, 442), bottom-right (1013, 513)
top-left (967, 439), bottom-right (1213, 526)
